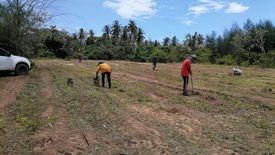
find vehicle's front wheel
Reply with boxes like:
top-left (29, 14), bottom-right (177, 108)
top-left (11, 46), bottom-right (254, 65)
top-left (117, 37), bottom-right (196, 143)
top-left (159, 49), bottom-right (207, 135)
top-left (15, 63), bottom-right (29, 75)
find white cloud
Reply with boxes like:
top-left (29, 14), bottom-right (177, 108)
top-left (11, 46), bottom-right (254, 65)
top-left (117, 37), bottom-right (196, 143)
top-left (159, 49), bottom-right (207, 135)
top-left (188, 5), bottom-right (209, 16)
top-left (188, 0), bottom-right (248, 16)
top-left (103, 0), bottom-right (157, 19)
top-left (182, 20), bottom-right (196, 26)
top-left (188, 0), bottom-right (226, 16)
top-left (225, 2), bottom-right (249, 13)
top-left (200, 0), bottom-right (226, 10)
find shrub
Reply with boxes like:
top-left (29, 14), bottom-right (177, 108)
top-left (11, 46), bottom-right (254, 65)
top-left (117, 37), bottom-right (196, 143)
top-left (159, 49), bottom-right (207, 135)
top-left (150, 47), bottom-right (169, 63)
top-left (170, 46), bottom-right (190, 62)
top-left (84, 45), bottom-right (115, 60)
top-left (195, 48), bottom-right (212, 63)
top-left (259, 51), bottom-right (275, 68)
top-left (217, 55), bottom-right (236, 65)
top-left (16, 117), bottom-right (38, 132)
top-left (36, 49), bottom-right (55, 58)
top-left (240, 61), bottom-right (250, 67)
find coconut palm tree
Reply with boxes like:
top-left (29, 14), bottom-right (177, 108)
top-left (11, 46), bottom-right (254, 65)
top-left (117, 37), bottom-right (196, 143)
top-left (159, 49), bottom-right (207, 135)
top-left (163, 37), bottom-right (170, 46)
top-left (111, 20), bottom-right (121, 45)
top-left (86, 29), bottom-right (95, 45)
top-left (78, 28), bottom-right (86, 42)
top-left (102, 25), bottom-right (111, 40)
top-left (89, 29), bottom-right (95, 37)
top-left (119, 26), bottom-right (130, 59)
top-left (128, 20), bottom-right (138, 44)
top-left (121, 26), bottom-right (129, 44)
top-left (184, 32), bottom-right (204, 51)
top-left (137, 28), bottom-right (145, 45)
top-left (171, 36), bottom-right (178, 46)
top-left (154, 40), bottom-right (160, 47)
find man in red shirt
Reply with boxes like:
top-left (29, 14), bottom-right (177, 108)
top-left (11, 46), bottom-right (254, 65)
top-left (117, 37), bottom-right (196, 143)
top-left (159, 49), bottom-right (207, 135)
top-left (181, 54), bottom-right (197, 96)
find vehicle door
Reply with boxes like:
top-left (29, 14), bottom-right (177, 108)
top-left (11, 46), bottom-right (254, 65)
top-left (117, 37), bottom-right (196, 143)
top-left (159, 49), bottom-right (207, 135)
top-left (0, 48), bottom-right (13, 70)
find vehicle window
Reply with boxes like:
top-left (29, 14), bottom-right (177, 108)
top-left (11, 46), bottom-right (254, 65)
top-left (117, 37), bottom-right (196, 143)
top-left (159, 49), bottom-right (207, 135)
top-left (0, 48), bottom-right (9, 56)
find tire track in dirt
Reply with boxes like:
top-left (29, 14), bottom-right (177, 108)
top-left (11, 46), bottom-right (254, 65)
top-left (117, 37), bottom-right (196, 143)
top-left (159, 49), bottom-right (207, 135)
top-left (38, 64), bottom-right (55, 118)
top-left (0, 76), bottom-right (29, 111)
top-left (32, 64), bottom-right (89, 155)
top-left (39, 68), bottom-right (54, 99)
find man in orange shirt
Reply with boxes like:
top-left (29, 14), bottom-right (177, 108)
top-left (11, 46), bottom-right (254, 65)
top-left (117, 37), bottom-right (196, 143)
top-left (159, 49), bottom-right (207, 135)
top-left (96, 61), bottom-right (112, 88)
top-left (181, 54), bottom-right (197, 96)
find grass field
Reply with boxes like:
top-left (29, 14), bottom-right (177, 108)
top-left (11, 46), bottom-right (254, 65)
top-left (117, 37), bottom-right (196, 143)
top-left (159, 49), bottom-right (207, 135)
top-left (0, 59), bottom-right (274, 155)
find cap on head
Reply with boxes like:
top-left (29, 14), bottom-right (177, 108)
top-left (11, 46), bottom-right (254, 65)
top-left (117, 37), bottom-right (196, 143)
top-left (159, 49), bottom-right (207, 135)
top-left (190, 54), bottom-right (198, 60)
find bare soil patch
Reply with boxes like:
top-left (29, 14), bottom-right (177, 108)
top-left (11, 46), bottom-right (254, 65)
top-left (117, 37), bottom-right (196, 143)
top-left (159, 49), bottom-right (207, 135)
top-left (128, 104), bottom-right (202, 137)
top-left (0, 76), bottom-right (28, 111)
top-left (32, 116), bottom-right (89, 155)
top-left (39, 69), bottom-right (54, 98)
top-left (119, 117), bottom-right (170, 154)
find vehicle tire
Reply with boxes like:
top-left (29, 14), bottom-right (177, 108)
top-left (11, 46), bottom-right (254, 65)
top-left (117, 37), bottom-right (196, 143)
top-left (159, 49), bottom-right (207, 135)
top-left (15, 63), bottom-right (29, 75)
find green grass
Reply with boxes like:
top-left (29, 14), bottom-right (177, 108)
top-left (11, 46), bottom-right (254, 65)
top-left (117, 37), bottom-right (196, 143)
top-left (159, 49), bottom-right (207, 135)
top-left (0, 59), bottom-right (274, 154)
top-left (0, 68), bottom-right (47, 154)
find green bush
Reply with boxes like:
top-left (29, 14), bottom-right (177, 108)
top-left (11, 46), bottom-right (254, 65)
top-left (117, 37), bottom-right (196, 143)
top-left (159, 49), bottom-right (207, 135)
top-left (195, 48), bottom-right (212, 63)
top-left (240, 61), bottom-right (250, 67)
top-left (259, 51), bottom-right (275, 68)
top-left (217, 55), bottom-right (236, 65)
top-left (84, 45), bottom-right (115, 60)
top-left (129, 45), bottom-right (151, 62)
top-left (169, 46), bottom-right (190, 62)
top-left (247, 52), bottom-right (261, 65)
top-left (150, 47), bottom-right (169, 63)
top-left (35, 49), bottom-right (54, 58)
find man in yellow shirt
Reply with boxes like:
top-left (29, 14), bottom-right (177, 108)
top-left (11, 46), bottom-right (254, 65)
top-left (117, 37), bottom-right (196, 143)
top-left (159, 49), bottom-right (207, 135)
top-left (96, 61), bottom-right (112, 88)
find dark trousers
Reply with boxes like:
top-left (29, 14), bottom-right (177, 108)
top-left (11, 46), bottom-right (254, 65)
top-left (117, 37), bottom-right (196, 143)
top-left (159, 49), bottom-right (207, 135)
top-left (101, 72), bottom-right (111, 88)
top-left (153, 63), bottom-right (156, 70)
top-left (182, 76), bottom-right (189, 93)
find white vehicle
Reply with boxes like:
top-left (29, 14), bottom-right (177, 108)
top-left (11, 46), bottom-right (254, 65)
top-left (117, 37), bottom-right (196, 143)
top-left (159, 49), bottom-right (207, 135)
top-left (233, 68), bottom-right (243, 76)
top-left (0, 48), bottom-right (32, 75)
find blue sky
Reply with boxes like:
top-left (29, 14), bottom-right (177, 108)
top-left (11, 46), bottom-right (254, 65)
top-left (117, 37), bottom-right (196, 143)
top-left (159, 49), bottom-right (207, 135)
top-left (50, 0), bottom-right (275, 41)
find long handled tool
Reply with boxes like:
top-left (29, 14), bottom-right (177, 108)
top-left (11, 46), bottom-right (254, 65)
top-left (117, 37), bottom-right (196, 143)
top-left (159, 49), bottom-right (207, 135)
top-left (190, 75), bottom-right (194, 93)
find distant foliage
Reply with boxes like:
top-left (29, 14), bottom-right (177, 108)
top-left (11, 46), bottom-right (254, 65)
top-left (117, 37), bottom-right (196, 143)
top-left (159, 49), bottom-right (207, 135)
top-left (217, 55), bottom-right (235, 65)
top-left (81, 19), bottom-right (275, 68)
top-left (0, 1), bottom-right (275, 68)
top-left (259, 50), bottom-right (275, 68)
top-left (150, 47), bottom-right (169, 63)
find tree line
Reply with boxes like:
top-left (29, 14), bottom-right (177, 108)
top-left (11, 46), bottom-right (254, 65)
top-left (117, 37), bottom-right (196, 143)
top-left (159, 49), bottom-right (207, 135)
top-left (1, 0), bottom-right (275, 68)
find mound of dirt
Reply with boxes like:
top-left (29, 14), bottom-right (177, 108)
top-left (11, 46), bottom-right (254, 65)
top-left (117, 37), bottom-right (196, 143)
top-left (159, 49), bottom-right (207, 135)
top-left (165, 107), bottom-right (181, 114)
top-left (205, 96), bottom-right (217, 102)
top-left (261, 88), bottom-right (273, 93)
top-left (191, 91), bottom-right (201, 95)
